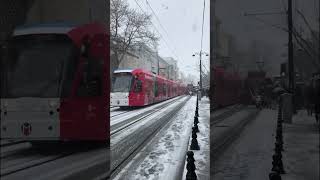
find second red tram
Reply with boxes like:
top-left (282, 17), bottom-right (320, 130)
top-left (111, 68), bottom-right (186, 107)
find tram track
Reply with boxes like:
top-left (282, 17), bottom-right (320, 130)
top-left (110, 96), bottom-right (191, 179)
top-left (0, 142), bottom-right (32, 159)
top-left (1, 152), bottom-right (75, 177)
top-left (0, 97), bottom-right (188, 180)
top-left (111, 96), bottom-right (185, 135)
top-left (0, 143), bottom-right (109, 180)
top-left (110, 96), bottom-right (183, 119)
top-left (110, 110), bottom-right (131, 118)
top-left (0, 140), bottom-right (27, 148)
top-left (211, 104), bottom-right (245, 126)
top-left (211, 106), bottom-right (260, 160)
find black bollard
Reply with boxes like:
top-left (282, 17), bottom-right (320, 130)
top-left (194, 122), bottom-right (199, 133)
top-left (271, 161), bottom-right (281, 174)
top-left (276, 137), bottom-right (283, 147)
top-left (269, 171), bottom-right (282, 180)
top-left (276, 125), bottom-right (282, 133)
top-left (186, 151), bottom-right (197, 180)
top-left (194, 116), bottom-right (199, 124)
top-left (278, 161), bottom-right (285, 174)
top-left (276, 134), bottom-right (283, 140)
top-left (272, 153), bottom-right (285, 174)
top-left (190, 128), bottom-right (200, 150)
top-left (276, 128), bottom-right (282, 135)
top-left (274, 142), bottom-right (283, 153)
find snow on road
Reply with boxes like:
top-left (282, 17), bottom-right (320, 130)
top-left (212, 109), bottom-right (277, 180)
top-left (113, 96), bottom-right (197, 180)
top-left (110, 96), bottom-right (183, 126)
top-left (111, 96), bottom-right (188, 145)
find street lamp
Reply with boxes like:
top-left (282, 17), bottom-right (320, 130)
top-left (192, 51), bottom-right (209, 100)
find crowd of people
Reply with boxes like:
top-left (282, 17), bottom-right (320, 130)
top-left (254, 72), bottom-right (320, 124)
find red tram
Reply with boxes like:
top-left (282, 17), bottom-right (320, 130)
top-left (212, 67), bottom-right (242, 107)
top-left (111, 68), bottom-right (186, 107)
top-left (1, 22), bottom-right (109, 142)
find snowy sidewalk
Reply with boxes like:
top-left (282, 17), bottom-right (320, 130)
top-left (282, 110), bottom-right (319, 180)
top-left (182, 97), bottom-right (210, 180)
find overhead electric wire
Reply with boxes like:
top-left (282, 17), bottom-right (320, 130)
top-left (200, 0), bottom-right (206, 52)
top-left (144, 0), bottom-right (181, 60)
top-left (133, 0), bottom-right (180, 61)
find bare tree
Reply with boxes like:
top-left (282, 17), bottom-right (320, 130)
top-left (110, 0), bottom-right (158, 70)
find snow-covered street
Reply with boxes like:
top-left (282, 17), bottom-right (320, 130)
top-left (212, 109), bottom-right (276, 180)
top-left (112, 96), bottom-right (196, 180)
top-left (211, 108), bottom-right (319, 180)
top-left (110, 96), bottom-right (194, 179)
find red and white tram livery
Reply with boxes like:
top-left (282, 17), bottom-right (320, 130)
top-left (1, 22), bottom-right (109, 142)
top-left (111, 68), bottom-right (186, 107)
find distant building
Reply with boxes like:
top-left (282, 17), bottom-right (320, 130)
top-left (163, 57), bottom-right (179, 81)
top-left (111, 41), bottom-right (179, 81)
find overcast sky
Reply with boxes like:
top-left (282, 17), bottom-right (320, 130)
top-left (128, 0), bottom-right (210, 80)
top-left (126, 0), bottom-right (318, 78)
top-left (215, 0), bottom-right (319, 76)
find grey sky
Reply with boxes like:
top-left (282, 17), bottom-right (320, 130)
top-left (128, 0), bottom-right (210, 80)
top-left (215, 0), bottom-right (319, 76)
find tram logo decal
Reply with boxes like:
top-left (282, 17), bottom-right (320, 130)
top-left (21, 123), bottom-right (32, 136)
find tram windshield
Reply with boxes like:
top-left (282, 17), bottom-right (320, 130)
top-left (1, 34), bottom-right (77, 98)
top-left (112, 72), bottom-right (134, 92)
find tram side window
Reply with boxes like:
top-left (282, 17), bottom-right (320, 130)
top-left (158, 82), bottom-right (163, 95)
top-left (154, 80), bottom-right (159, 97)
top-left (163, 83), bottom-right (167, 96)
top-left (77, 58), bottom-right (103, 97)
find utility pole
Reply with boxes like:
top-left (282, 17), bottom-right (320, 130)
top-left (199, 50), bottom-right (203, 97)
top-left (288, 0), bottom-right (296, 113)
top-left (192, 51), bottom-right (208, 100)
top-left (288, 0), bottom-right (294, 92)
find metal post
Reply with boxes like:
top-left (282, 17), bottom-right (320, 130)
top-left (199, 51), bottom-right (202, 100)
top-left (288, 0), bottom-right (295, 110)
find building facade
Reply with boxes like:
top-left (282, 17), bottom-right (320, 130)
top-left (111, 41), bottom-right (180, 81)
